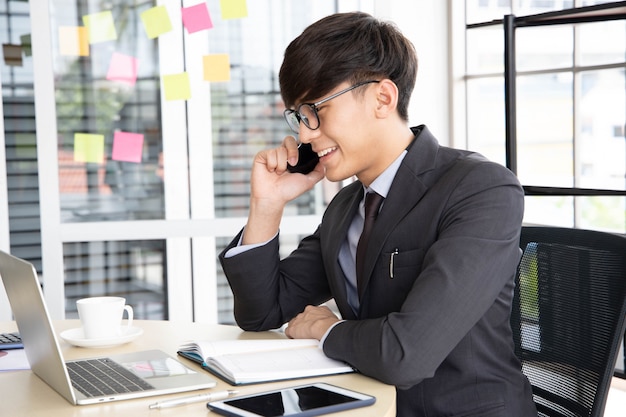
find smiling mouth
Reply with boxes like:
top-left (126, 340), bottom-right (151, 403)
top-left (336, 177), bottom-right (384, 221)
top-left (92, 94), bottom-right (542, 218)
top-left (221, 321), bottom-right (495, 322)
top-left (317, 147), bottom-right (337, 158)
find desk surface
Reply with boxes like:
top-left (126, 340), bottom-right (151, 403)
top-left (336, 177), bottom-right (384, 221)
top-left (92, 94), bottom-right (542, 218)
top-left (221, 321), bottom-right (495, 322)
top-left (0, 320), bottom-right (395, 417)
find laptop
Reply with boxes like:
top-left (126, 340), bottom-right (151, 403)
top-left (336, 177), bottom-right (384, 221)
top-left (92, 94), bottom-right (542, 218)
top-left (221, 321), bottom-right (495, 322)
top-left (0, 249), bottom-right (216, 405)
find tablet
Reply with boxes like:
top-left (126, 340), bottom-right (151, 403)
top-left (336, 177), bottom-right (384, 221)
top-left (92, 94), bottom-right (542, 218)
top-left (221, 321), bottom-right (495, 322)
top-left (206, 382), bottom-right (376, 417)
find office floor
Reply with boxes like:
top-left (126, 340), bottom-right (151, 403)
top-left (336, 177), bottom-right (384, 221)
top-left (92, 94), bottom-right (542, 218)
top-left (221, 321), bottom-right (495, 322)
top-left (605, 377), bottom-right (626, 416)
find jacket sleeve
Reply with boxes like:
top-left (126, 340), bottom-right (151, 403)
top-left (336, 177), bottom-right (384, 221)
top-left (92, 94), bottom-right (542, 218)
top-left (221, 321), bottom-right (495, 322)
top-left (219, 227), bottom-right (332, 331)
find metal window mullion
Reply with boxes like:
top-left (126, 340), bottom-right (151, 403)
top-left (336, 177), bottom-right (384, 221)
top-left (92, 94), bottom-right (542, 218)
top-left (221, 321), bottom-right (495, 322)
top-left (158, 1), bottom-right (193, 322)
top-left (0, 64), bottom-right (12, 320)
top-left (182, 0), bottom-right (217, 324)
top-left (572, 23), bottom-right (583, 227)
top-left (504, 14), bottom-right (518, 174)
top-left (30, 0), bottom-right (65, 319)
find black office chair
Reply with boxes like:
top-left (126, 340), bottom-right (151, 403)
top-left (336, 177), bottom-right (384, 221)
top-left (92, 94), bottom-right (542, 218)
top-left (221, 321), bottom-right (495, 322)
top-left (511, 226), bottom-right (626, 417)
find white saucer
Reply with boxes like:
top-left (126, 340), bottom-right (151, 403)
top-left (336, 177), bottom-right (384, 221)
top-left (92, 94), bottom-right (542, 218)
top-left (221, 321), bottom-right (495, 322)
top-left (60, 326), bottom-right (143, 348)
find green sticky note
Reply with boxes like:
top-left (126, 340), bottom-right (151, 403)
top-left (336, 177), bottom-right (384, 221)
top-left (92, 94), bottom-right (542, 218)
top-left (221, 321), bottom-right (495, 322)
top-left (74, 133), bottom-right (105, 163)
top-left (141, 6), bottom-right (173, 39)
top-left (82, 11), bottom-right (117, 44)
top-left (220, 0), bottom-right (248, 19)
top-left (163, 72), bottom-right (191, 101)
top-left (20, 34), bottom-right (32, 57)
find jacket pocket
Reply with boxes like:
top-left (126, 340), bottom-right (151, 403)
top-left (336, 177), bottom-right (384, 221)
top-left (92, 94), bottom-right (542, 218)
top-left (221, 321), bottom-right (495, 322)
top-left (453, 402), bottom-right (505, 417)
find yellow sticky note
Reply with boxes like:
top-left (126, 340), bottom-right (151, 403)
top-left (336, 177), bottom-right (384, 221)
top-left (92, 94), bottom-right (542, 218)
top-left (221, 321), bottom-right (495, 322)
top-left (82, 11), bottom-right (117, 44)
top-left (220, 0), bottom-right (248, 19)
top-left (58, 27), bottom-right (89, 56)
top-left (141, 6), bottom-right (173, 39)
top-left (74, 133), bottom-right (105, 163)
top-left (163, 72), bottom-right (191, 101)
top-left (203, 54), bottom-right (230, 82)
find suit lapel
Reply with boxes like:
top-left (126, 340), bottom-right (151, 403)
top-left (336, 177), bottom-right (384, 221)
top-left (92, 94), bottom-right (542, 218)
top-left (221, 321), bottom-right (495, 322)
top-left (358, 126), bottom-right (440, 301)
top-left (323, 182), bottom-right (363, 259)
top-left (321, 182), bottom-right (363, 319)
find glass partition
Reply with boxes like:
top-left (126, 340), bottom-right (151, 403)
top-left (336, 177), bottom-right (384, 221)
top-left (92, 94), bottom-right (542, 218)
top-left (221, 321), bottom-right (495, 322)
top-left (2, 0), bottom-right (342, 322)
top-left (1, 0), bottom-right (40, 266)
top-left (51, 1), bottom-right (164, 223)
top-left (64, 240), bottom-right (166, 320)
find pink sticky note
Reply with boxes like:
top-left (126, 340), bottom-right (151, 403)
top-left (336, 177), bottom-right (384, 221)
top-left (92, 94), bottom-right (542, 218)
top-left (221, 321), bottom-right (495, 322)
top-left (106, 52), bottom-right (139, 86)
top-left (112, 131), bottom-right (144, 163)
top-left (182, 3), bottom-right (213, 34)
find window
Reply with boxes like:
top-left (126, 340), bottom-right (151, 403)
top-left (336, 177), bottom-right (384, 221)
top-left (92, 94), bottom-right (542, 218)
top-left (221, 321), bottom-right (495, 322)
top-left (463, 0), bottom-right (626, 377)
top-left (1, 0), bottom-right (343, 322)
top-left (464, 0), bottom-right (626, 233)
top-left (4, 0), bottom-right (418, 323)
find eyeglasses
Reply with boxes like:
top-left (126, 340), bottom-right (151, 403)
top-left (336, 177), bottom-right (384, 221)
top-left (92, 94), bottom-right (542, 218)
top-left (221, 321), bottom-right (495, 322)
top-left (283, 80), bottom-right (379, 134)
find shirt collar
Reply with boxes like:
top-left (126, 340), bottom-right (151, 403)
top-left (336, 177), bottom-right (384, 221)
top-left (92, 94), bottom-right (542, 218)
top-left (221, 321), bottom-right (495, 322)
top-left (364, 150), bottom-right (407, 199)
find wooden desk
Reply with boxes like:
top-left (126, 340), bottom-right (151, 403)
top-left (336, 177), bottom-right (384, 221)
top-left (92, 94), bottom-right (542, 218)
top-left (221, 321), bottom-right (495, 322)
top-left (0, 320), bottom-right (395, 417)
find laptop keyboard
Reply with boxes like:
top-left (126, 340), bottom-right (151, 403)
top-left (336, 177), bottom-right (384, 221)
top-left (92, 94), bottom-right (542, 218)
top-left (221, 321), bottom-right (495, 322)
top-left (67, 358), bottom-right (155, 398)
top-left (0, 332), bottom-right (23, 349)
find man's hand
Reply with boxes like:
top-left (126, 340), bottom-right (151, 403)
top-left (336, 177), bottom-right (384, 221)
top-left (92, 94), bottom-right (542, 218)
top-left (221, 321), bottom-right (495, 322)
top-left (242, 136), bottom-right (325, 245)
top-left (285, 305), bottom-right (340, 340)
top-left (250, 136), bottom-right (324, 205)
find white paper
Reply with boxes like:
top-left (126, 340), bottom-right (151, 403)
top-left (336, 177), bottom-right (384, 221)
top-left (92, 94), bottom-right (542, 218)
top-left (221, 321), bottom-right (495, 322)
top-left (0, 349), bottom-right (30, 372)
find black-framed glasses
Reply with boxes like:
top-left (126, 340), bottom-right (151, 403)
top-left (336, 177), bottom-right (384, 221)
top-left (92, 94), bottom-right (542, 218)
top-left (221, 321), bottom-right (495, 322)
top-left (283, 80), bottom-right (379, 134)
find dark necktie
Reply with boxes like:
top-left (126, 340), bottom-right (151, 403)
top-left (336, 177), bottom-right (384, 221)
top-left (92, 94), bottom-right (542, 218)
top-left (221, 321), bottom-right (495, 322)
top-left (356, 191), bottom-right (384, 299)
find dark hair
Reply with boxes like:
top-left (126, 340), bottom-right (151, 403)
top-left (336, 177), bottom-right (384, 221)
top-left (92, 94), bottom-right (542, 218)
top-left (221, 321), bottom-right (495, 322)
top-left (279, 12), bottom-right (418, 121)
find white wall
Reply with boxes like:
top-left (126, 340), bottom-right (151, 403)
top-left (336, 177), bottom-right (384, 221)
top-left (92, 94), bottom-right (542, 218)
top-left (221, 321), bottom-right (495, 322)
top-left (336, 1), bottom-right (451, 145)
top-left (378, 1), bottom-right (451, 145)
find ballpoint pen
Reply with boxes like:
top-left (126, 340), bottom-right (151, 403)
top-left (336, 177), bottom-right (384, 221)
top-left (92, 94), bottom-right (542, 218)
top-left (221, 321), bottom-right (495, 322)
top-left (148, 389), bottom-right (238, 409)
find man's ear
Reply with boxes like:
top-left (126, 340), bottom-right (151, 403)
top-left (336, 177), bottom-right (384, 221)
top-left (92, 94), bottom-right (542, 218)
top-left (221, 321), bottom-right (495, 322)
top-left (374, 79), bottom-right (399, 118)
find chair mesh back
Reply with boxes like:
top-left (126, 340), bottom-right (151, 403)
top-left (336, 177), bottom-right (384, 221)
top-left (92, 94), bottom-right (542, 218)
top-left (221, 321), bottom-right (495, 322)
top-left (511, 227), bottom-right (626, 417)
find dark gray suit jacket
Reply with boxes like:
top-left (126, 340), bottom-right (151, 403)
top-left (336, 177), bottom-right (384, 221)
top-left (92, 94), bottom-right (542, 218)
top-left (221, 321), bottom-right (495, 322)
top-left (219, 126), bottom-right (537, 416)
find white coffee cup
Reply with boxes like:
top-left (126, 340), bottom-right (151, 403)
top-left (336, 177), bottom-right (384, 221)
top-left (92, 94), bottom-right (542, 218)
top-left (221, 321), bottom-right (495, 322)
top-left (76, 296), bottom-right (134, 340)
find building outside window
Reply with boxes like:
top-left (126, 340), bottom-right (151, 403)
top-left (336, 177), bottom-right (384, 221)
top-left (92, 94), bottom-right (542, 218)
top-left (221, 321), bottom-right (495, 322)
top-left (463, 0), bottom-right (625, 233)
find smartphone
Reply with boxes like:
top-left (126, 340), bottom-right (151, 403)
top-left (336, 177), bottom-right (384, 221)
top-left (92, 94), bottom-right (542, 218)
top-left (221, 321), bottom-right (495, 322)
top-left (286, 143), bottom-right (319, 174)
top-left (206, 382), bottom-right (376, 417)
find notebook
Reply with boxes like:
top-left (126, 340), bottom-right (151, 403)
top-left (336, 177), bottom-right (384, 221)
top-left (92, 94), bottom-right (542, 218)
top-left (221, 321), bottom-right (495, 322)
top-left (0, 249), bottom-right (216, 405)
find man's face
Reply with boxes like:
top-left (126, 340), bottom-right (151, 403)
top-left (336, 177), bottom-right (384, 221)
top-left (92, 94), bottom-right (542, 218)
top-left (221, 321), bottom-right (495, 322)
top-left (295, 82), bottom-right (384, 185)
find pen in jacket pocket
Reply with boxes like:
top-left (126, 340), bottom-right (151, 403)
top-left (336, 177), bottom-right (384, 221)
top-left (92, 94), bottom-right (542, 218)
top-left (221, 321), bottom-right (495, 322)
top-left (389, 248), bottom-right (399, 279)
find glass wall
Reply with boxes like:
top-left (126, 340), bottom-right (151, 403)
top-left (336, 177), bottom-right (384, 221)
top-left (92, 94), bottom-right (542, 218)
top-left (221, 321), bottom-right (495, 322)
top-left (63, 240), bottom-right (166, 319)
top-left (52, 1), bottom-right (164, 224)
top-left (205, 1), bottom-right (345, 323)
top-left (463, 0), bottom-right (626, 376)
top-left (465, 0), bottom-right (626, 232)
top-left (4, 0), bottom-right (399, 323)
top-left (1, 0), bottom-right (38, 267)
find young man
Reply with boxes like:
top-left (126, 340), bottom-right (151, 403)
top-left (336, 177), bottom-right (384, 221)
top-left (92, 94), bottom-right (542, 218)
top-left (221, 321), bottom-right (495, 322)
top-left (219, 12), bottom-right (537, 417)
